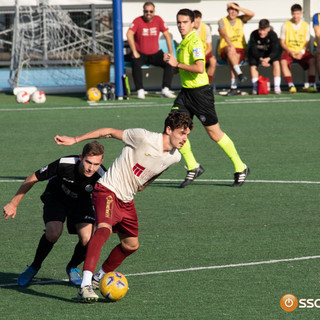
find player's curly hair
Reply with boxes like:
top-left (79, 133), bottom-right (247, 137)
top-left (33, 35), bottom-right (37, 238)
top-left (164, 110), bottom-right (193, 133)
top-left (82, 141), bottom-right (104, 157)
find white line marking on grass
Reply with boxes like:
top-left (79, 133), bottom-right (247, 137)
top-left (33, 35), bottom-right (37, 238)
top-left (1, 255), bottom-right (320, 287)
top-left (155, 179), bottom-right (320, 184)
top-left (125, 255), bottom-right (320, 277)
top-left (1, 178), bottom-right (320, 184)
top-left (1, 97), bottom-right (320, 112)
top-left (0, 102), bottom-right (161, 112)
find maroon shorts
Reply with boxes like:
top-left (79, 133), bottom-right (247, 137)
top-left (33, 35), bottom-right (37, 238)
top-left (280, 51), bottom-right (314, 70)
top-left (92, 183), bottom-right (139, 237)
top-left (220, 48), bottom-right (246, 63)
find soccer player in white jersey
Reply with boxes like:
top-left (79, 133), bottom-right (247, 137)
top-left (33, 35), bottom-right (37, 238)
top-left (54, 110), bottom-right (193, 302)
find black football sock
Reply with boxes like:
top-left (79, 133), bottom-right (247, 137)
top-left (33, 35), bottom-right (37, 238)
top-left (30, 234), bottom-right (55, 271)
top-left (67, 241), bottom-right (87, 269)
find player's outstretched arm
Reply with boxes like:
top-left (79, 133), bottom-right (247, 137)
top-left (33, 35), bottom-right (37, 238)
top-left (55, 128), bottom-right (124, 145)
top-left (3, 172), bottom-right (38, 220)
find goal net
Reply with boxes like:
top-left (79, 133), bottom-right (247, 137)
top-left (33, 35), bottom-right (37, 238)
top-left (9, 1), bottom-right (113, 90)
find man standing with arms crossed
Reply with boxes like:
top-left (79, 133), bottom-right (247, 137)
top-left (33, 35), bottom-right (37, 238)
top-left (164, 9), bottom-right (249, 188)
top-left (127, 1), bottom-right (176, 99)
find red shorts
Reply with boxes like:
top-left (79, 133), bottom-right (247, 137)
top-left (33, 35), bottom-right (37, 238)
top-left (92, 183), bottom-right (138, 237)
top-left (220, 48), bottom-right (246, 63)
top-left (280, 51), bottom-right (314, 70)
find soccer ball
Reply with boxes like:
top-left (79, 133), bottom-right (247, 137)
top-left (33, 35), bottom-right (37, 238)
top-left (99, 272), bottom-right (128, 301)
top-left (31, 90), bottom-right (46, 103)
top-left (16, 91), bottom-right (30, 104)
top-left (87, 87), bottom-right (101, 101)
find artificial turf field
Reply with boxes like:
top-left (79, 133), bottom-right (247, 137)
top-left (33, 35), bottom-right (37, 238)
top-left (0, 90), bottom-right (319, 319)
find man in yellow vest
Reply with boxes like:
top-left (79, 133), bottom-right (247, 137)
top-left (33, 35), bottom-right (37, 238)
top-left (312, 12), bottom-right (320, 83)
top-left (280, 4), bottom-right (317, 93)
top-left (193, 10), bottom-right (217, 84)
top-left (218, 2), bottom-right (254, 96)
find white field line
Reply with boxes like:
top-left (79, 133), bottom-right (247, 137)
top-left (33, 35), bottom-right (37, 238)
top-left (1, 178), bottom-right (320, 184)
top-left (1, 255), bottom-right (320, 287)
top-left (1, 97), bottom-right (320, 112)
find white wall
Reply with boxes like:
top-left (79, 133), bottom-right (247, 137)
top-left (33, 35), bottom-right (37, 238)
top-left (0, 0), bottom-right (111, 5)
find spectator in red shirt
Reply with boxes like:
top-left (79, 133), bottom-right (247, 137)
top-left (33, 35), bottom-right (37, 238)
top-left (126, 2), bottom-right (176, 99)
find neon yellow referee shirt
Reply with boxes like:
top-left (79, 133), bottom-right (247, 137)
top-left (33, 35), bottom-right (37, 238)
top-left (176, 31), bottom-right (209, 88)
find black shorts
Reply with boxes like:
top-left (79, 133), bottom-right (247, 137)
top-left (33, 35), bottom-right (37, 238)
top-left (172, 84), bottom-right (218, 126)
top-left (41, 193), bottom-right (95, 234)
top-left (248, 50), bottom-right (279, 66)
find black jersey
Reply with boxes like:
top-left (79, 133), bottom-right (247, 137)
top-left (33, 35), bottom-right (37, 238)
top-left (35, 155), bottom-right (106, 202)
top-left (249, 29), bottom-right (280, 60)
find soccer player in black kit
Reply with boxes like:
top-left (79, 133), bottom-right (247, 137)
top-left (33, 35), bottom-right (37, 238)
top-left (248, 19), bottom-right (281, 94)
top-left (3, 141), bottom-right (106, 286)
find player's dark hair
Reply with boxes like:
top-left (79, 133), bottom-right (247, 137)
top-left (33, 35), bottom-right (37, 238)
top-left (193, 10), bottom-right (202, 19)
top-left (177, 9), bottom-right (195, 22)
top-left (82, 141), bottom-right (104, 157)
top-left (259, 19), bottom-right (270, 30)
top-left (143, 1), bottom-right (155, 9)
top-left (228, 2), bottom-right (239, 11)
top-left (291, 4), bottom-right (302, 13)
top-left (164, 110), bottom-right (193, 133)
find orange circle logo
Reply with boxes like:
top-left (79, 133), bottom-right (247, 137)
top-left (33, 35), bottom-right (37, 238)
top-left (280, 294), bottom-right (298, 312)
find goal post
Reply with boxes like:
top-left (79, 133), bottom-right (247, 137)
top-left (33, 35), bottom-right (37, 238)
top-left (112, 0), bottom-right (125, 98)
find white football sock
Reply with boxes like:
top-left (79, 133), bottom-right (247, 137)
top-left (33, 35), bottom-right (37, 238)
top-left (81, 270), bottom-right (93, 288)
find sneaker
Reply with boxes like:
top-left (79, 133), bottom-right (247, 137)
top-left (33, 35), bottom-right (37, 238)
top-left (66, 266), bottom-right (82, 285)
top-left (252, 89), bottom-right (257, 95)
top-left (161, 87), bottom-right (176, 98)
top-left (77, 285), bottom-right (99, 302)
top-left (18, 265), bottom-right (38, 287)
top-left (227, 88), bottom-right (238, 96)
top-left (137, 89), bottom-right (145, 99)
top-left (232, 165), bottom-right (250, 187)
top-left (238, 73), bottom-right (247, 83)
top-left (180, 164), bottom-right (205, 188)
top-left (289, 86), bottom-right (297, 94)
top-left (274, 87), bottom-right (281, 95)
top-left (92, 278), bottom-right (100, 290)
top-left (306, 86), bottom-right (318, 93)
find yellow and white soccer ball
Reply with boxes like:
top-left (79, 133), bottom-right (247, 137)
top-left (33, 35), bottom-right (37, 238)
top-left (16, 91), bottom-right (30, 104)
top-left (99, 272), bottom-right (128, 301)
top-left (87, 87), bottom-right (101, 101)
top-left (31, 90), bottom-right (46, 103)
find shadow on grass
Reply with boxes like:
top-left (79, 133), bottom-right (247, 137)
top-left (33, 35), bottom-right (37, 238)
top-left (0, 272), bottom-right (77, 303)
top-left (150, 181), bottom-right (232, 188)
top-left (0, 176), bottom-right (26, 180)
top-left (0, 272), bottom-right (114, 304)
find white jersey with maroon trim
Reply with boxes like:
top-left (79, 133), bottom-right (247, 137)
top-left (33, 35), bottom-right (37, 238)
top-left (98, 128), bottom-right (181, 202)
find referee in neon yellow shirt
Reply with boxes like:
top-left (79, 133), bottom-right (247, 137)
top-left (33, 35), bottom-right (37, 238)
top-left (164, 8), bottom-right (249, 187)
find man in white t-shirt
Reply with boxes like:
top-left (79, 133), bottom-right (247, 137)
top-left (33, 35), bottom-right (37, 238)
top-left (54, 110), bottom-right (193, 302)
